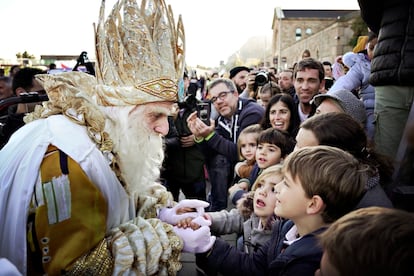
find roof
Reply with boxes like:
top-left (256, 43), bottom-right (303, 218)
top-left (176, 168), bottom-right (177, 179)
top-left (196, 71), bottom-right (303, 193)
top-left (282, 9), bottom-right (359, 19)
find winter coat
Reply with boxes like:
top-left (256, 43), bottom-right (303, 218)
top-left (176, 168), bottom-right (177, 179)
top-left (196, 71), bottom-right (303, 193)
top-left (356, 174), bottom-right (393, 209)
top-left (208, 208), bottom-right (274, 254)
top-left (358, 0), bottom-right (414, 86)
top-left (197, 220), bottom-right (325, 276)
top-left (331, 52), bottom-right (375, 139)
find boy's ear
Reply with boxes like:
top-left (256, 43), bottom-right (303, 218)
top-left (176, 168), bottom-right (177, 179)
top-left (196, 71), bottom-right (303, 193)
top-left (306, 195), bottom-right (325, 215)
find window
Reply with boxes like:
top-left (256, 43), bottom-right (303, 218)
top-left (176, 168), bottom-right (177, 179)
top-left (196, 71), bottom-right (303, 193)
top-left (305, 28), bottom-right (312, 35)
top-left (295, 28), bottom-right (302, 41)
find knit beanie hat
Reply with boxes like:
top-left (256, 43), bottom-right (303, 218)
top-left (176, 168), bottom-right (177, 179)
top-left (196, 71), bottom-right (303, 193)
top-left (229, 66), bottom-right (250, 79)
top-left (353, 36), bottom-right (368, 53)
top-left (313, 89), bottom-right (367, 124)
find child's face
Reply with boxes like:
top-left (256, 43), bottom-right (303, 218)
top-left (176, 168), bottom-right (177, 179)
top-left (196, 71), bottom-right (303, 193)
top-left (294, 128), bottom-right (319, 151)
top-left (269, 101), bottom-right (291, 132)
top-left (239, 133), bottom-right (258, 161)
top-left (274, 170), bottom-right (310, 220)
top-left (253, 174), bottom-right (283, 220)
top-left (256, 143), bottom-right (282, 169)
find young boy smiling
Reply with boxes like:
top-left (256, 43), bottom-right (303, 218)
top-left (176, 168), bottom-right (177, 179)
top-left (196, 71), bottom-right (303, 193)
top-left (194, 145), bottom-right (368, 276)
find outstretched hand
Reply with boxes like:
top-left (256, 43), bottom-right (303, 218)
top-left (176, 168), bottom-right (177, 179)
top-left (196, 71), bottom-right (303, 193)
top-left (186, 111), bottom-right (215, 138)
top-left (158, 199), bottom-right (209, 225)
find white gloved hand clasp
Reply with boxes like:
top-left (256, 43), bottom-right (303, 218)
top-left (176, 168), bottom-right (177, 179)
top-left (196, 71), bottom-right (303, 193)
top-left (158, 199), bottom-right (209, 225)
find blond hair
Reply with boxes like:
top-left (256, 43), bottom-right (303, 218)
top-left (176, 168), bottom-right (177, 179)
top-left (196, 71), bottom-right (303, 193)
top-left (237, 124), bottom-right (262, 160)
top-left (251, 164), bottom-right (283, 191)
top-left (241, 164), bottom-right (283, 222)
top-left (283, 146), bottom-right (367, 223)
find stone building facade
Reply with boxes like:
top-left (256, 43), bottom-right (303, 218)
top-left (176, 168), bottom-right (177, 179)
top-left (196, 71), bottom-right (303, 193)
top-left (271, 9), bottom-right (360, 70)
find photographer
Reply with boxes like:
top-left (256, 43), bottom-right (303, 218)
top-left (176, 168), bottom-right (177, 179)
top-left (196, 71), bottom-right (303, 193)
top-left (0, 68), bottom-right (45, 149)
top-left (187, 78), bottom-right (264, 211)
top-left (161, 93), bottom-right (207, 202)
top-left (241, 69), bottom-right (273, 101)
top-left (73, 51), bottom-right (95, 76)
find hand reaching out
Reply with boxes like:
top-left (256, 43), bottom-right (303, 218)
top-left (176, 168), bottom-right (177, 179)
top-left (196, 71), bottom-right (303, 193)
top-left (158, 199), bottom-right (209, 225)
top-left (186, 111), bottom-right (215, 139)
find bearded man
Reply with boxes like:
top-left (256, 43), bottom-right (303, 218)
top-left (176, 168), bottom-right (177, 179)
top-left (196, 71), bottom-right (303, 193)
top-left (0, 0), bottom-right (214, 275)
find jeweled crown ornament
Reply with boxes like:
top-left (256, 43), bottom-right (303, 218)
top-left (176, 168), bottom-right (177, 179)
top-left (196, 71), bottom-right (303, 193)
top-left (93, 0), bottom-right (185, 105)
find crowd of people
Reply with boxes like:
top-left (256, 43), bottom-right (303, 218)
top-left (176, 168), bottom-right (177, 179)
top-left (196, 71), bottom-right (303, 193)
top-left (0, 0), bottom-right (413, 275)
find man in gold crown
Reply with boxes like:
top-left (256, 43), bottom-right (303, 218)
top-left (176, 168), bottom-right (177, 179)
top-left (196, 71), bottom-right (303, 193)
top-left (0, 0), bottom-right (215, 275)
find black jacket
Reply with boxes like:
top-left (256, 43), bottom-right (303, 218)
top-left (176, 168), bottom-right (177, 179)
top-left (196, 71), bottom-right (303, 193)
top-left (358, 0), bottom-right (414, 86)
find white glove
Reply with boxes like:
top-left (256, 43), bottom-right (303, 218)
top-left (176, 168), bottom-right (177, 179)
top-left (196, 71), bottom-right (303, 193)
top-left (158, 199), bottom-right (209, 225)
top-left (173, 225), bottom-right (216, 253)
top-left (191, 215), bottom-right (212, 227)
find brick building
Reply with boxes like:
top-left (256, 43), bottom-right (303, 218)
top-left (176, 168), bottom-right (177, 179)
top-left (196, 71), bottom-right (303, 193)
top-left (271, 9), bottom-right (359, 70)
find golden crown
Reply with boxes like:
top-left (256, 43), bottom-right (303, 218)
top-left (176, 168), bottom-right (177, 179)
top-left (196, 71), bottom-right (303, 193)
top-left (93, 0), bottom-right (185, 105)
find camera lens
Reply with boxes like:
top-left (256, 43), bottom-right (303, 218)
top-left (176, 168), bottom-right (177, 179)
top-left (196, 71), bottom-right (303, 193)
top-left (200, 110), bottom-right (208, 120)
top-left (255, 72), bottom-right (268, 86)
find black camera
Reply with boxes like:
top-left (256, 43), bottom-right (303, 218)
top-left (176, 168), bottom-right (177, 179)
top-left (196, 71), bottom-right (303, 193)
top-left (196, 102), bottom-right (211, 126)
top-left (177, 94), bottom-right (198, 111)
top-left (255, 71), bottom-right (269, 87)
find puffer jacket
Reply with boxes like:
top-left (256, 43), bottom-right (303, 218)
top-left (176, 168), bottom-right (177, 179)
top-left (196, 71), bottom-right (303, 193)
top-left (332, 52), bottom-right (376, 139)
top-left (358, 0), bottom-right (414, 86)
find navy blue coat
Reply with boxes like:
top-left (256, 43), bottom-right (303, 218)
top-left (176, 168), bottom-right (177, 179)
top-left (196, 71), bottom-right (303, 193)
top-left (197, 220), bottom-right (325, 276)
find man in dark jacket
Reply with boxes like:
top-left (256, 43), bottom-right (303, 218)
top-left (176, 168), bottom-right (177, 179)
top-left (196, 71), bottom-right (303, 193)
top-left (187, 78), bottom-right (264, 211)
top-left (358, 0), bottom-right (414, 160)
top-left (162, 95), bottom-right (206, 202)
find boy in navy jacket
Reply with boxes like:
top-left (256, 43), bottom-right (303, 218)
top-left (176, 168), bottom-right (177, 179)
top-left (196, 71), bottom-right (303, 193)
top-left (193, 146), bottom-right (367, 275)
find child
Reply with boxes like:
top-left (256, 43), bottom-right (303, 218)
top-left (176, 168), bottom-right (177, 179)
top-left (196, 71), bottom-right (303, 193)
top-left (178, 165), bottom-right (283, 254)
top-left (230, 128), bottom-right (295, 205)
top-left (316, 207), bottom-right (414, 276)
top-left (295, 112), bottom-right (393, 209)
top-left (234, 124), bottom-right (262, 186)
top-left (250, 128), bottom-right (294, 183)
top-left (193, 146), bottom-right (368, 276)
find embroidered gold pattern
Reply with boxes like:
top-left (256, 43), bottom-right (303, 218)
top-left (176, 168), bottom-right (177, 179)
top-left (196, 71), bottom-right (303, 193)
top-left (65, 239), bottom-right (113, 276)
top-left (135, 78), bottom-right (178, 102)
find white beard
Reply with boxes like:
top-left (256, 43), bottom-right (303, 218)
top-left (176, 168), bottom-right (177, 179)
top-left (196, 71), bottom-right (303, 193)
top-left (101, 105), bottom-right (165, 199)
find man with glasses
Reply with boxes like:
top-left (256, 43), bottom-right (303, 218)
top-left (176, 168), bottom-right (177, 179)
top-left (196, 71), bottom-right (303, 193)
top-left (187, 78), bottom-right (264, 212)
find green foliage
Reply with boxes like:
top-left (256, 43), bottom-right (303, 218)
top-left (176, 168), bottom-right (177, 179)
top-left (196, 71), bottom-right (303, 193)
top-left (349, 16), bottom-right (368, 47)
top-left (16, 51), bottom-right (36, 59)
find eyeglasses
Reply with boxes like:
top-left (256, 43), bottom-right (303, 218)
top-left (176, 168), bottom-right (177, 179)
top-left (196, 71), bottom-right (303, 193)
top-left (210, 91), bottom-right (233, 103)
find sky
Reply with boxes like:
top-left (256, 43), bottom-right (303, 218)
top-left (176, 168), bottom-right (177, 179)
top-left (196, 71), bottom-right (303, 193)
top-left (0, 0), bottom-right (360, 68)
